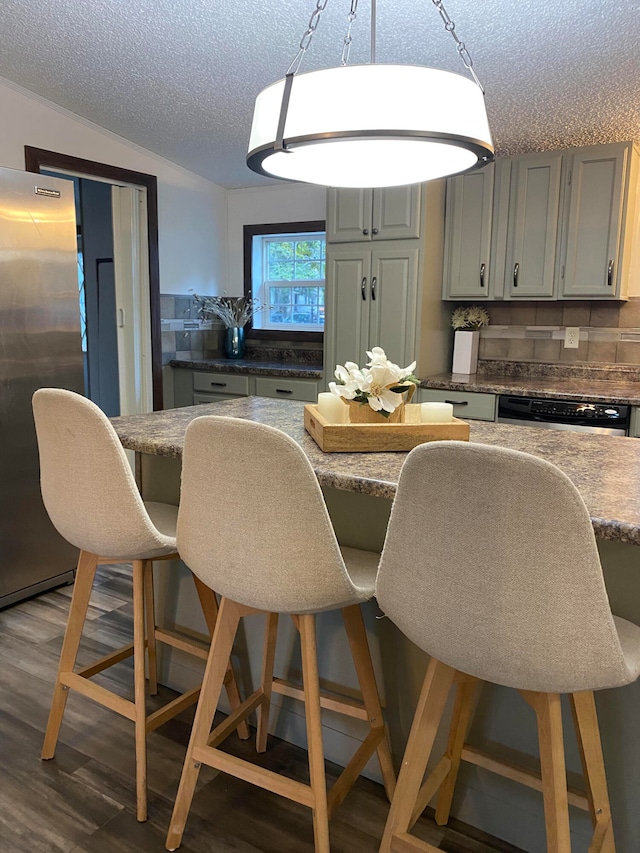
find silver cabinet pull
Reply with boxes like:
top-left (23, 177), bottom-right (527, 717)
top-left (445, 399), bottom-right (468, 406)
top-left (608, 259), bottom-right (615, 287)
top-left (210, 381), bottom-right (227, 387)
top-left (513, 262), bottom-right (520, 288)
top-left (371, 276), bottom-right (377, 301)
top-left (276, 388), bottom-right (293, 394)
top-left (480, 263), bottom-right (486, 288)
top-left (362, 228), bottom-right (369, 235)
top-left (372, 227), bottom-right (379, 235)
top-left (361, 277), bottom-right (367, 300)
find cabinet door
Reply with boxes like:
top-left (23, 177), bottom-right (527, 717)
top-left (371, 185), bottom-right (422, 241)
top-left (561, 144), bottom-right (628, 298)
top-left (324, 246), bottom-right (372, 381)
top-left (368, 242), bottom-right (420, 369)
top-left (326, 189), bottom-right (374, 242)
top-left (443, 164), bottom-right (494, 299)
top-left (505, 153), bottom-right (563, 298)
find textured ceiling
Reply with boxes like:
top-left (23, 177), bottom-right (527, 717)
top-left (1, 0), bottom-right (639, 189)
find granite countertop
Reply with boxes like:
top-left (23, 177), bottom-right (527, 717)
top-left (421, 367), bottom-right (640, 405)
top-left (170, 358), bottom-right (323, 380)
top-left (112, 397), bottom-right (640, 547)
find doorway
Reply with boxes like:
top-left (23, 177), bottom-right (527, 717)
top-left (24, 146), bottom-right (163, 410)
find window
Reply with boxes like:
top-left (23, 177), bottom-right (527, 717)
top-left (244, 221), bottom-right (326, 342)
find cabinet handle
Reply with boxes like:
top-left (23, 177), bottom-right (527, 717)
top-left (210, 381), bottom-right (227, 387)
top-left (607, 259), bottom-right (615, 287)
top-left (513, 262), bottom-right (520, 288)
top-left (361, 277), bottom-right (367, 300)
top-left (275, 388), bottom-right (293, 394)
top-left (363, 228), bottom-right (369, 235)
top-left (372, 227), bottom-right (379, 235)
top-left (480, 263), bottom-right (486, 288)
top-left (444, 399), bottom-right (468, 406)
top-left (371, 276), bottom-right (377, 301)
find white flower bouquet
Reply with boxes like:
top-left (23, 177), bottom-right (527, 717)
top-left (329, 347), bottom-right (418, 418)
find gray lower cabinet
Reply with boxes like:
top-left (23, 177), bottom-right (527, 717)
top-left (173, 368), bottom-right (319, 407)
top-left (417, 388), bottom-right (497, 421)
top-left (629, 407), bottom-right (640, 438)
top-left (254, 376), bottom-right (319, 402)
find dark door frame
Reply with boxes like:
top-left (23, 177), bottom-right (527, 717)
top-left (24, 146), bottom-right (163, 410)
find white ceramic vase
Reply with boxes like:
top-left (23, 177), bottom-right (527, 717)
top-left (452, 329), bottom-right (480, 374)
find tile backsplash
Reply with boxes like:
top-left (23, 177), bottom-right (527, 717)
top-left (160, 294), bottom-right (323, 366)
top-left (474, 299), bottom-right (640, 366)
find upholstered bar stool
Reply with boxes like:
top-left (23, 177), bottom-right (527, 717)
top-left (376, 441), bottom-right (640, 853)
top-left (165, 416), bottom-right (396, 853)
top-left (32, 388), bottom-right (248, 822)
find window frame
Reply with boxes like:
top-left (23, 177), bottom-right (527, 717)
top-left (243, 220), bottom-right (326, 343)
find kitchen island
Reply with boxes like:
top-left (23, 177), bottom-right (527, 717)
top-left (112, 398), bottom-right (640, 853)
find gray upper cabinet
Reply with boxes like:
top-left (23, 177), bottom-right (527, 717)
top-left (326, 185), bottom-right (422, 243)
top-left (442, 163), bottom-right (494, 299)
top-left (504, 152), bottom-right (563, 299)
top-left (559, 143), bottom-right (637, 299)
top-left (443, 141), bottom-right (640, 301)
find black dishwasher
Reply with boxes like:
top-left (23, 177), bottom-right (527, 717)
top-left (497, 395), bottom-right (630, 436)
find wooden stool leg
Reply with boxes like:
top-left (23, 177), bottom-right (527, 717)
top-left (435, 675), bottom-right (481, 826)
top-left (143, 560), bottom-right (158, 696)
top-left (166, 597), bottom-right (243, 852)
top-left (42, 550), bottom-right (98, 760)
top-left (341, 604), bottom-right (396, 801)
top-left (570, 691), bottom-right (615, 853)
top-left (521, 691), bottom-right (571, 853)
top-left (379, 658), bottom-right (456, 853)
top-left (192, 574), bottom-right (249, 740)
top-left (299, 613), bottom-right (330, 853)
top-left (256, 612), bottom-right (279, 753)
top-left (133, 560), bottom-right (149, 821)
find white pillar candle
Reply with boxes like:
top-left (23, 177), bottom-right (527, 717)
top-left (420, 402), bottom-right (453, 423)
top-left (317, 392), bottom-right (348, 423)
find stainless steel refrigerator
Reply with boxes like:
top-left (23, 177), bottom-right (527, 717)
top-left (0, 166), bottom-right (84, 608)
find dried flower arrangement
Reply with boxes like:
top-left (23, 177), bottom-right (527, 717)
top-left (192, 293), bottom-right (267, 328)
top-left (329, 347), bottom-right (418, 417)
top-left (451, 305), bottom-right (490, 331)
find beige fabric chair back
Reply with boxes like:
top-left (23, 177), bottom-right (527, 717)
top-left (177, 416), bottom-right (364, 614)
top-left (376, 441), bottom-right (632, 693)
top-left (32, 388), bottom-right (174, 559)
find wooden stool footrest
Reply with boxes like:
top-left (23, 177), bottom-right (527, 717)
top-left (60, 671), bottom-right (136, 720)
top-left (460, 745), bottom-right (589, 811)
top-left (75, 642), bottom-right (134, 678)
top-left (390, 833), bottom-right (442, 853)
top-left (272, 677), bottom-right (369, 721)
top-left (410, 755), bottom-right (451, 829)
top-left (328, 727), bottom-right (385, 817)
top-left (145, 686), bottom-right (201, 733)
top-left (192, 744), bottom-right (315, 808)
top-left (154, 627), bottom-right (209, 661)
top-left (207, 689), bottom-right (264, 748)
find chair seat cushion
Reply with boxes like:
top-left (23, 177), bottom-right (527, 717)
top-left (613, 615), bottom-right (640, 683)
top-left (339, 546), bottom-right (379, 601)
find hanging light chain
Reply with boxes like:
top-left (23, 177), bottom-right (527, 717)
top-left (430, 0), bottom-right (484, 93)
top-left (340, 0), bottom-right (359, 66)
top-left (286, 0), bottom-right (331, 76)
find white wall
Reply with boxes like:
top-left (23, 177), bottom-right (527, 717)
top-left (226, 183), bottom-right (327, 294)
top-left (0, 76), bottom-right (227, 296)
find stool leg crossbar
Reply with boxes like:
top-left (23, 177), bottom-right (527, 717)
top-left (379, 657), bottom-right (615, 853)
top-left (41, 550), bottom-right (248, 822)
top-left (166, 599), bottom-right (396, 853)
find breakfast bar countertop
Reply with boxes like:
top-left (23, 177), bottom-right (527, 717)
top-left (112, 397), bottom-right (640, 546)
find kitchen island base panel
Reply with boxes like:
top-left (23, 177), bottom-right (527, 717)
top-left (133, 445), bottom-right (640, 853)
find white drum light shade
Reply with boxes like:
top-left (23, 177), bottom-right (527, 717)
top-left (247, 64), bottom-right (494, 187)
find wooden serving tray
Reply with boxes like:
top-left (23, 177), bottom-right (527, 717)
top-left (304, 403), bottom-right (470, 452)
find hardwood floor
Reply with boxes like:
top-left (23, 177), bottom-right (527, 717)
top-left (0, 564), bottom-right (524, 853)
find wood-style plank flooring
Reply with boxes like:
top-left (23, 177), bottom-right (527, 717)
top-left (0, 564), bottom-right (525, 853)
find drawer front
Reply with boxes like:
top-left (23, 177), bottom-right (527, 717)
top-left (193, 392), bottom-right (244, 405)
top-left (255, 376), bottom-right (319, 402)
top-left (418, 388), bottom-right (496, 421)
top-left (192, 371), bottom-right (250, 396)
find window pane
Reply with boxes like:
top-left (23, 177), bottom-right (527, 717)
top-left (268, 241), bottom-right (294, 261)
top-left (294, 260), bottom-right (322, 280)
top-left (268, 261), bottom-right (295, 280)
top-left (295, 240), bottom-right (322, 259)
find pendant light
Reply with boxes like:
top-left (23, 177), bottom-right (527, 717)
top-left (247, 0), bottom-right (494, 188)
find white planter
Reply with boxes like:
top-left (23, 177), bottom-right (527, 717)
top-left (452, 330), bottom-right (480, 375)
